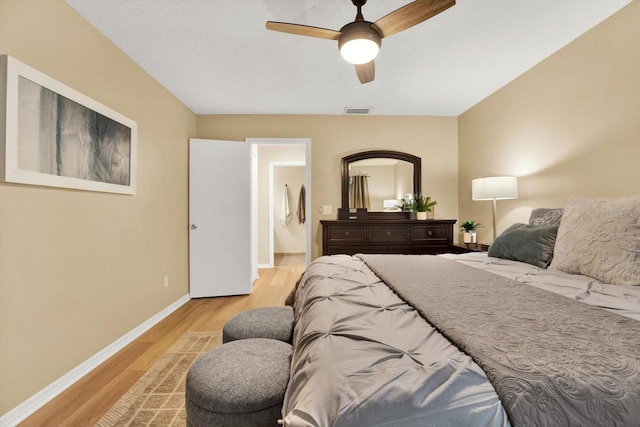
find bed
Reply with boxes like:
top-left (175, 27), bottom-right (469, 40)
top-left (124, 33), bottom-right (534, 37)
top-left (280, 196), bottom-right (640, 427)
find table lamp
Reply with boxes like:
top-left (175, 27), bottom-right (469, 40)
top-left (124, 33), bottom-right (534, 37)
top-left (472, 176), bottom-right (518, 242)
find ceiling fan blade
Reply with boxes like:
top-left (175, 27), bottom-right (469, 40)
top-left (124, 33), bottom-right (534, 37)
top-left (373, 0), bottom-right (455, 38)
top-left (266, 21), bottom-right (341, 40)
top-left (355, 61), bottom-right (375, 84)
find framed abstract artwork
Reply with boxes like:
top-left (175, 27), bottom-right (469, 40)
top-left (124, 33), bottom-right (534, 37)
top-left (0, 55), bottom-right (137, 194)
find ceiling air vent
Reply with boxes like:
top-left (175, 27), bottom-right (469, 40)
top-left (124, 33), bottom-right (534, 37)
top-left (344, 107), bottom-right (371, 115)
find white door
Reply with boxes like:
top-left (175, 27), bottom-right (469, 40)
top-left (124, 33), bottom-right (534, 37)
top-left (189, 138), bottom-right (251, 297)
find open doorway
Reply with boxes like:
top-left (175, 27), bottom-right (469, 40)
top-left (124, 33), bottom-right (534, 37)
top-left (271, 163), bottom-right (306, 267)
top-left (248, 138), bottom-right (311, 276)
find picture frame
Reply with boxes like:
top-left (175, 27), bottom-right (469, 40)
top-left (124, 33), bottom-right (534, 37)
top-left (0, 55), bottom-right (137, 195)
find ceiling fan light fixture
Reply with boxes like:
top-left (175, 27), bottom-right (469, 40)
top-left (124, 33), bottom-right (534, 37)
top-left (340, 38), bottom-right (379, 64)
top-left (338, 21), bottom-right (381, 65)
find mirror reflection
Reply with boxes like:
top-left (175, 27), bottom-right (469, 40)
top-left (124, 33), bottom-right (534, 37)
top-left (348, 158), bottom-right (414, 211)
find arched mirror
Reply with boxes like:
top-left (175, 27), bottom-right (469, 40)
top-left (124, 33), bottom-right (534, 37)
top-left (341, 150), bottom-right (421, 219)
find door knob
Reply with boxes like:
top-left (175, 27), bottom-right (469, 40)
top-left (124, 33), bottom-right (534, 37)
top-left (191, 224), bottom-right (198, 230)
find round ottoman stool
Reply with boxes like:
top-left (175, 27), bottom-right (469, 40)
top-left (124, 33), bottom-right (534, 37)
top-left (185, 338), bottom-right (292, 427)
top-left (223, 306), bottom-right (294, 344)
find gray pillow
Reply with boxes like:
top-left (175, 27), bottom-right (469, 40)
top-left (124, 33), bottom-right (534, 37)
top-left (549, 195), bottom-right (640, 286)
top-left (488, 223), bottom-right (559, 268)
top-left (529, 208), bottom-right (564, 226)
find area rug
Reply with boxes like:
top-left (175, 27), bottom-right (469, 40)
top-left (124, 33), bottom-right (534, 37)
top-left (95, 331), bottom-right (221, 427)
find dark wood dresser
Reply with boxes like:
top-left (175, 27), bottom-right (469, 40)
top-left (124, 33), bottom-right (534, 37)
top-left (321, 219), bottom-right (457, 256)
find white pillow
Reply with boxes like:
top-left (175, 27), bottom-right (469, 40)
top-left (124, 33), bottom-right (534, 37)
top-left (550, 195), bottom-right (640, 286)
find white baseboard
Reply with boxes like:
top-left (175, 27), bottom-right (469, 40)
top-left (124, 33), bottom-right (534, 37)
top-left (257, 263), bottom-right (273, 268)
top-left (0, 294), bottom-right (191, 427)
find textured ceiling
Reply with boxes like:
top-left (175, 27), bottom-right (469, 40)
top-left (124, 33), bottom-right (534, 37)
top-left (65, 0), bottom-right (630, 116)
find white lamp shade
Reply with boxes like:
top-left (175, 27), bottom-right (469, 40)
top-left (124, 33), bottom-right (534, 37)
top-left (340, 38), bottom-right (379, 64)
top-left (472, 176), bottom-right (518, 200)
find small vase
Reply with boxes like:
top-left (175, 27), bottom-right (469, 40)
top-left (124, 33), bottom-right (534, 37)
top-left (463, 232), bottom-right (477, 244)
top-left (416, 211), bottom-right (428, 220)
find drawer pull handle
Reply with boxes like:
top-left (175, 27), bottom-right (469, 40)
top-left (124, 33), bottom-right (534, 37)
top-left (345, 231), bottom-right (350, 237)
top-left (428, 230), bottom-right (433, 236)
top-left (386, 231), bottom-right (391, 237)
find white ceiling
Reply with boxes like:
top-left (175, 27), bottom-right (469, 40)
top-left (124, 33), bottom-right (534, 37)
top-left (65, 0), bottom-right (630, 116)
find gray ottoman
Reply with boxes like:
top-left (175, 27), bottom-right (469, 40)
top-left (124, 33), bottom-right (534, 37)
top-left (223, 306), bottom-right (294, 344)
top-left (185, 338), bottom-right (292, 427)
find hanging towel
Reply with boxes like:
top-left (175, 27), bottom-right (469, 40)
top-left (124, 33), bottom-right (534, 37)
top-left (297, 185), bottom-right (306, 224)
top-left (281, 185), bottom-right (291, 226)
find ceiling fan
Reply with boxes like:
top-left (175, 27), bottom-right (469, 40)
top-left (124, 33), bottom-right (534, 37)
top-left (266, 0), bottom-right (456, 84)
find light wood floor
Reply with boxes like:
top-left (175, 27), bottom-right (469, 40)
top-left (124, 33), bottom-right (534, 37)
top-left (19, 256), bottom-right (305, 427)
top-left (274, 252), bottom-right (305, 267)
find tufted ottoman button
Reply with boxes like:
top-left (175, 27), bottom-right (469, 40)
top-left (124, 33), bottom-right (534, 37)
top-left (186, 338), bottom-right (292, 427)
top-left (223, 306), bottom-right (295, 344)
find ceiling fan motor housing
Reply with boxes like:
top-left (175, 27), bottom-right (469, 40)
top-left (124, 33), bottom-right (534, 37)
top-left (339, 21), bottom-right (382, 49)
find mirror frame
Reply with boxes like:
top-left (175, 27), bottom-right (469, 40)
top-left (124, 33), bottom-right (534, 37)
top-left (341, 150), bottom-right (421, 218)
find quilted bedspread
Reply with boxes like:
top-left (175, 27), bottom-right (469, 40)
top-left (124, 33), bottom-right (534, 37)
top-left (360, 254), bottom-right (640, 427)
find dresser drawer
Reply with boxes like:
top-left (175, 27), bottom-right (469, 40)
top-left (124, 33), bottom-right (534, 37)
top-left (410, 224), bottom-right (450, 241)
top-left (369, 226), bottom-right (408, 243)
top-left (326, 226), bottom-right (366, 243)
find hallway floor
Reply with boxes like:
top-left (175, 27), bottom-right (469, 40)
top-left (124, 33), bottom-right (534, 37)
top-left (274, 252), bottom-right (306, 267)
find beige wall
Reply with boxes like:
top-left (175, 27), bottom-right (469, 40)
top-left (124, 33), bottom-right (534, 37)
top-left (458, 1), bottom-right (640, 244)
top-left (0, 0), bottom-right (195, 415)
top-left (197, 115), bottom-right (459, 258)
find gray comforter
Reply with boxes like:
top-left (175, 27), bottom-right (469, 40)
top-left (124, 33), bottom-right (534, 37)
top-left (282, 254), bottom-right (640, 426)
top-left (282, 255), bottom-right (509, 426)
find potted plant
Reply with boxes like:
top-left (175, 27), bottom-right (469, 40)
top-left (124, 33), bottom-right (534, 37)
top-left (460, 220), bottom-right (482, 243)
top-left (412, 195), bottom-right (437, 220)
top-left (397, 197), bottom-right (413, 213)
